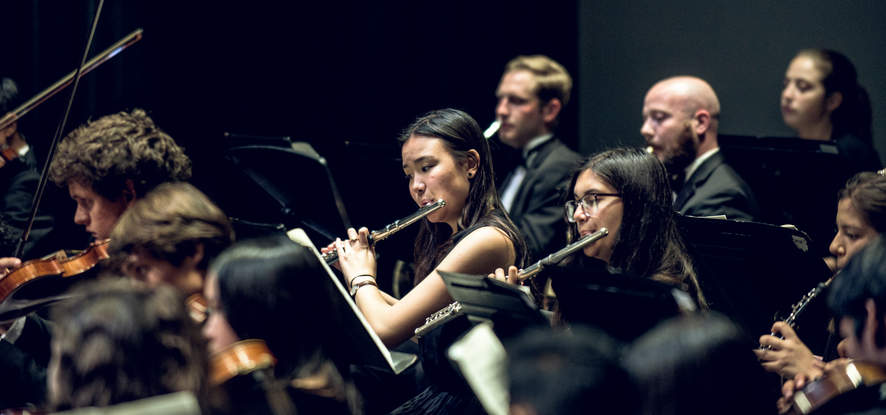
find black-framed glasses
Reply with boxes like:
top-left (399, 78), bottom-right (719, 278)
top-left (565, 192), bottom-right (621, 222)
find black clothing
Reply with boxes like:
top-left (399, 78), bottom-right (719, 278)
top-left (502, 137), bottom-right (582, 262)
top-left (675, 152), bottom-right (760, 221)
top-left (0, 314), bottom-right (53, 409)
top-left (0, 149), bottom-right (53, 257)
top-left (835, 133), bottom-right (882, 175)
top-left (388, 211), bottom-right (526, 415)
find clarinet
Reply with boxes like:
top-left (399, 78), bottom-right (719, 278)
top-left (322, 199), bottom-right (445, 265)
top-left (414, 228), bottom-right (609, 336)
top-left (783, 277), bottom-right (835, 329)
top-left (762, 274), bottom-right (836, 349)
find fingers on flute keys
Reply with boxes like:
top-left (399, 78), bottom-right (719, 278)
top-left (487, 266), bottom-right (521, 285)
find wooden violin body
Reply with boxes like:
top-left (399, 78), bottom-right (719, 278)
top-left (210, 339), bottom-right (277, 386)
top-left (790, 361), bottom-right (886, 414)
top-left (0, 240), bottom-right (109, 320)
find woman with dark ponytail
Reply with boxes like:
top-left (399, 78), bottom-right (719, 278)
top-left (781, 49), bottom-right (881, 172)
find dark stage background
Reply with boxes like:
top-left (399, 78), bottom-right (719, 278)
top-left (4, 1), bottom-right (885, 270)
top-left (3, 1), bottom-right (579, 269)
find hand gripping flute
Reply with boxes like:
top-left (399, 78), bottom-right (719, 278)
top-left (322, 199), bottom-right (445, 265)
top-left (414, 227), bottom-right (609, 336)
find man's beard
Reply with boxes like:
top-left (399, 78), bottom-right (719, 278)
top-left (661, 124), bottom-right (698, 177)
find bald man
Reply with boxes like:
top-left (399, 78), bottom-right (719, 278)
top-left (641, 76), bottom-right (759, 220)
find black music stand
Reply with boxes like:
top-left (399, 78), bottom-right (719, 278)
top-left (718, 134), bottom-right (853, 254)
top-left (547, 260), bottom-right (686, 343)
top-left (224, 139), bottom-right (351, 244)
top-left (677, 215), bottom-right (834, 351)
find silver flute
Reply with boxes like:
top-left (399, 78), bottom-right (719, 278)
top-left (414, 227), bottom-right (608, 336)
top-left (322, 199), bottom-right (446, 265)
top-left (514, 227), bottom-right (609, 282)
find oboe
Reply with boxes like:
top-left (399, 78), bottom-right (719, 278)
top-left (322, 199), bottom-right (445, 265)
top-left (414, 228), bottom-right (609, 336)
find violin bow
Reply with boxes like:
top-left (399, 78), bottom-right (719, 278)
top-left (14, 0), bottom-right (143, 257)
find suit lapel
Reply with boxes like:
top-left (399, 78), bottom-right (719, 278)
top-left (674, 152), bottom-right (724, 211)
top-left (509, 138), bottom-right (559, 217)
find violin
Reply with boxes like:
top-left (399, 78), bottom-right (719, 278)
top-left (789, 360), bottom-right (886, 414)
top-left (0, 240), bottom-right (109, 320)
top-left (210, 339), bottom-right (277, 386)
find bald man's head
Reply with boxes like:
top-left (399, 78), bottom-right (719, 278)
top-left (641, 76), bottom-right (721, 173)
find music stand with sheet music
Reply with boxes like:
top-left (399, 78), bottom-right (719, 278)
top-left (677, 215), bottom-right (833, 351)
top-left (224, 140), bottom-right (352, 244)
top-left (285, 228), bottom-right (417, 375)
top-left (718, 134), bottom-right (853, 254)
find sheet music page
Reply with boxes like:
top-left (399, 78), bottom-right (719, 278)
top-left (287, 228), bottom-right (414, 373)
top-left (447, 323), bottom-right (509, 415)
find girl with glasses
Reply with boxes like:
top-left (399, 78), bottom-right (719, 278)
top-left (492, 147), bottom-right (705, 308)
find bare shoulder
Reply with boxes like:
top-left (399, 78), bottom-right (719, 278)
top-left (437, 226), bottom-right (516, 275)
top-left (460, 225), bottom-right (513, 246)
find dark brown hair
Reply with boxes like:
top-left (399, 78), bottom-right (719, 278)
top-left (565, 147), bottom-right (705, 306)
top-left (796, 49), bottom-right (872, 141)
top-left (838, 171), bottom-right (886, 233)
top-left (49, 109), bottom-right (192, 199)
top-left (110, 182), bottom-right (234, 272)
top-left (49, 279), bottom-right (208, 410)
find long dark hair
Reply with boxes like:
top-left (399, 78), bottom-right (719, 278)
top-left (209, 236), bottom-right (361, 412)
top-left (399, 108), bottom-right (527, 283)
top-left (565, 147), bottom-right (704, 304)
top-left (838, 171), bottom-right (886, 233)
top-left (796, 49), bottom-right (872, 142)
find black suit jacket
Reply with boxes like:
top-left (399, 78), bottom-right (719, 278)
top-left (0, 314), bottom-right (52, 408)
top-left (505, 137), bottom-right (583, 261)
top-left (0, 151), bottom-right (54, 257)
top-left (674, 152), bottom-right (760, 221)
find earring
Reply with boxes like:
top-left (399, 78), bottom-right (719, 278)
top-left (468, 172), bottom-right (474, 179)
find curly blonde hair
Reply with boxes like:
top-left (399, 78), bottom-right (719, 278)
top-left (49, 109), bottom-right (192, 199)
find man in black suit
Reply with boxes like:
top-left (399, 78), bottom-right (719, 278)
top-left (495, 55), bottom-right (582, 262)
top-left (641, 76), bottom-right (759, 221)
top-left (0, 77), bottom-right (54, 257)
